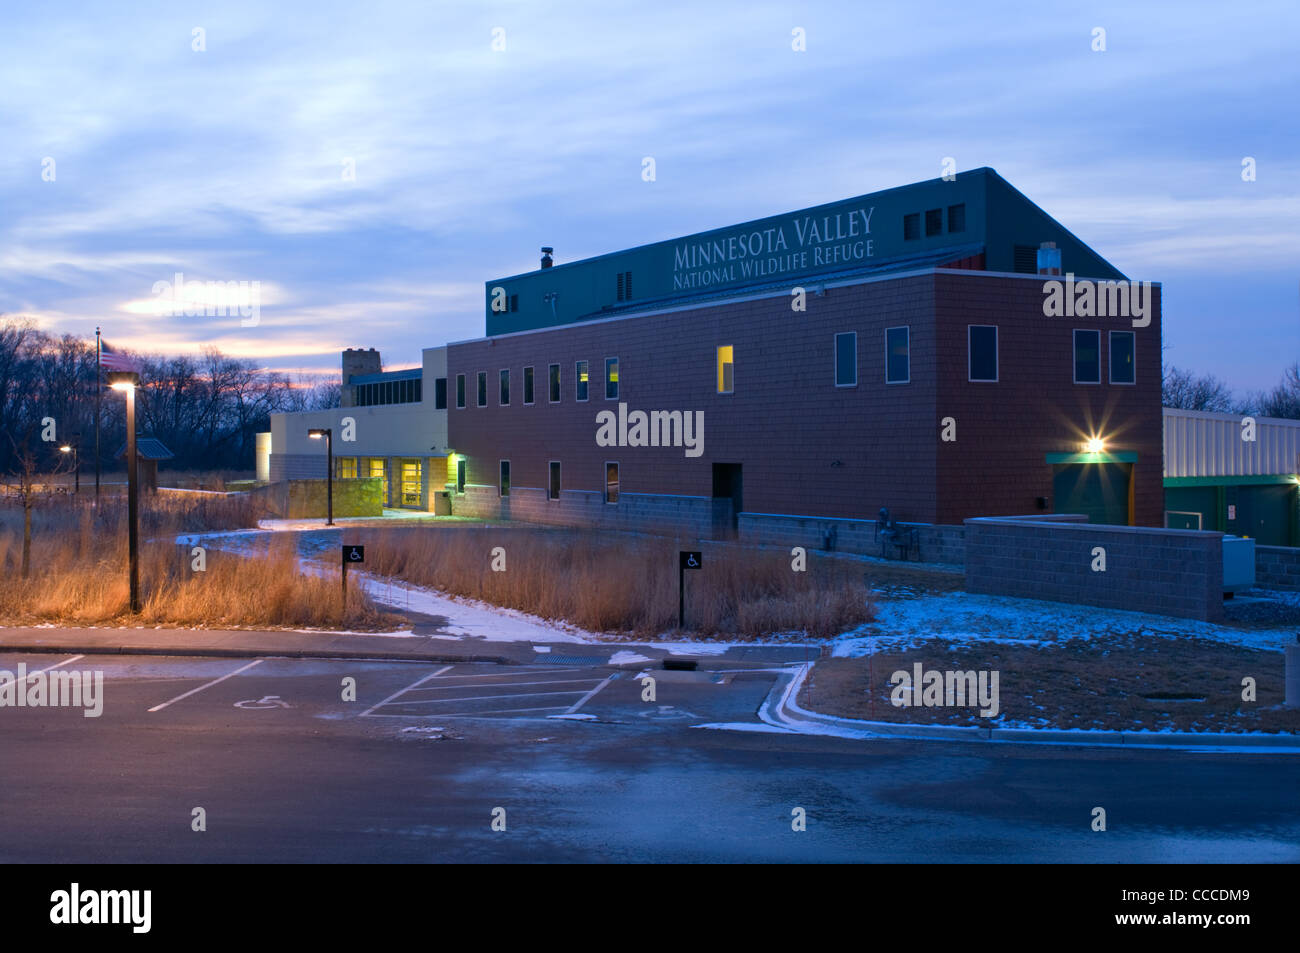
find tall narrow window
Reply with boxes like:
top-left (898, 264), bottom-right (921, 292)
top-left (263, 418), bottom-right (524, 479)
top-left (455, 457), bottom-right (466, 494)
top-left (1110, 331), bottom-right (1136, 384)
top-left (548, 363), bottom-right (561, 403)
top-left (605, 357), bottom-right (619, 400)
top-left (548, 461), bottom-right (561, 501)
top-left (903, 213), bottom-right (920, 241)
top-left (477, 371), bottom-right (487, 407)
top-left (604, 462), bottom-right (619, 504)
top-left (456, 374), bottom-right (465, 409)
top-left (717, 345), bottom-right (734, 394)
top-left (886, 327), bottom-right (910, 384)
top-left (499, 368), bottom-right (510, 405)
top-left (947, 203), bottom-right (966, 233)
top-left (1074, 330), bottom-right (1101, 384)
top-left (834, 332), bottom-right (857, 387)
top-left (523, 366), bottom-right (535, 404)
top-left (968, 326), bottom-right (998, 382)
top-left (499, 460), bottom-right (510, 497)
top-left (576, 361), bottom-right (589, 401)
top-left (925, 208), bottom-right (942, 237)
top-left (434, 377), bottom-right (447, 409)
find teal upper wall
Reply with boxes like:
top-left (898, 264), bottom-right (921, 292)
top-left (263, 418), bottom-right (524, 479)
top-left (484, 167), bottom-right (1126, 336)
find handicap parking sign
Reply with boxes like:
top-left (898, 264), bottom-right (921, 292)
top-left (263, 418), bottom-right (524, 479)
top-left (343, 545), bottom-right (365, 563)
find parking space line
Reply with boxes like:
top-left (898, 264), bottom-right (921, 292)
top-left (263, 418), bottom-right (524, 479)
top-left (0, 654), bottom-right (85, 687)
top-left (147, 659), bottom-right (265, 713)
top-left (380, 689), bottom-right (590, 705)
top-left (564, 674), bottom-right (617, 714)
top-left (358, 665), bottom-right (453, 717)
top-left (403, 677), bottom-right (602, 692)
top-left (421, 668), bottom-right (591, 679)
top-left (368, 705), bottom-right (569, 718)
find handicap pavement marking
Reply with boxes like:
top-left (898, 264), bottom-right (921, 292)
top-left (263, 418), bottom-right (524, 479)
top-left (147, 659), bottom-right (265, 713)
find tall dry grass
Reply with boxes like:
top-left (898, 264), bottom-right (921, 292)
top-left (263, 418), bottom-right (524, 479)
top-left (0, 495), bottom-right (393, 629)
top-left (362, 527), bottom-right (874, 639)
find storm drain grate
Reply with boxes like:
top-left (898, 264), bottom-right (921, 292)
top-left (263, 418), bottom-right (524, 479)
top-left (535, 655), bottom-right (607, 666)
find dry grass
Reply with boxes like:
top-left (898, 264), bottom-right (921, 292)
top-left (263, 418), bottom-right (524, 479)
top-left (802, 635), bottom-right (1300, 734)
top-left (359, 526), bottom-right (875, 639)
top-left (0, 495), bottom-right (395, 629)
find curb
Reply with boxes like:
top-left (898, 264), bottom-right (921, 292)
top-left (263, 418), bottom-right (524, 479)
top-left (762, 662), bottom-right (1300, 752)
top-left (0, 643), bottom-right (516, 665)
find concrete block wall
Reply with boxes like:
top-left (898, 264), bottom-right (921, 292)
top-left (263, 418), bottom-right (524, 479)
top-left (1256, 545), bottom-right (1300, 591)
top-left (738, 513), bottom-right (965, 565)
top-left (451, 485), bottom-right (717, 538)
top-left (251, 478), bottom-right (383, 518)
top-left (965, 515), bottom-right (1224, 621)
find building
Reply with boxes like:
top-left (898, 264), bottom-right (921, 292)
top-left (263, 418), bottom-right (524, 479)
top-left (445, 168), bottom-right (1164, 536)
top-left (114, 436), bottom-right (174, 493)
top-left (267, 346), bottom-right (450, 510)
top-left (1163, 407), bottom-right (1300, 545)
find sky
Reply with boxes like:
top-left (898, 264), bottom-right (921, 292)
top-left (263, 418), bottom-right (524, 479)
top-left (1, 0), bottom-right (1296, 391)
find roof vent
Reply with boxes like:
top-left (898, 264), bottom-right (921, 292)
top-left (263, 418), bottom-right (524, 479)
top-left (540, 246), bottom-right (554, 269)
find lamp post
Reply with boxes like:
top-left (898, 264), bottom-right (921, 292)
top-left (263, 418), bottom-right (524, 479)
top-left (59, 433), bottom-right (81, 494)
top-left (109, 372), bottom-right (141, 612)
top-left (308, 428), bottom-right (334, 526)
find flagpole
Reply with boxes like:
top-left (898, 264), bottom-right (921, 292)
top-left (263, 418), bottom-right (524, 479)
top-left (95, 327), bottom-right (101, 501)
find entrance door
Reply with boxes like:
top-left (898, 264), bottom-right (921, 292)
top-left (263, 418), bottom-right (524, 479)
top-left (400, 459), bottom-right (423, 508)
top-left (1233, 484), bottom-right (1294, 545)
top-left (1053, 462), bottom-right (1131, 524)
top-left (712, 463), bottom-right (743, 534)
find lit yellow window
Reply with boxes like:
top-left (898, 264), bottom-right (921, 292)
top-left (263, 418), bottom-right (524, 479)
top-left (717, 345), bottom-right (734, 393)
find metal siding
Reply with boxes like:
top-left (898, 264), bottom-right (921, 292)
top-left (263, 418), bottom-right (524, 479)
top-left (1163, 408), bottom-right (1300, 478)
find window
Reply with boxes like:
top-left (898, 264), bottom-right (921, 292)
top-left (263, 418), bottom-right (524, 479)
top-left (968, 326), bottom-right (998, 382)
top-left (1074, 330), bottom-right (1101, 384)
top-left (717, 345), bottom-right (734, 394)
top-left (523, 366), bottom-right (535, 404)
top-left (1013, 245), bottom-right (1038, 274)
top-left (576, 361), bottom-right (589, 401)
top-left (548, 461), bottom-right (561, 500)
top-left (456, 374), bottom-right (465, 409)
top-left (947, 203), bottom-right (966, 233)
top-left (499, 460), bottom-right (510, 497)
top-left (1110, 331), bottom-right (1136, 384)
top-left (925, 208), bottom-right (942, 237)
top-left (548, 363), bottom-right (561, 403)
top-left (604, 462), bottom-right (619, 504)
top-left (605, 357), bottom-right (619, 399)
top-left (903, 213), bottom-right (920, 241)
top-left (509, 294), bottom-right (518, 312)
top-left (834, 332), bottom-right (857, 387)
top-left (337, 457), bottom-right (358, 479)
top-left (499, 369), bottom-right (510, 405)
top-left (366, 457), bottom-right (389, 505)
top-left (455, 457), bottom-right (466, 494)
top-left (477, 371), bottom-right (487, 407)
top-left (886, 327), bottom-right (910, 384)
top-left (434, 378), bottom-right (447, 409)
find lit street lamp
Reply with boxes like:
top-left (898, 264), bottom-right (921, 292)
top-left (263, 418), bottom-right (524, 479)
top-left (308, 428), bottom-right (334, 526)
top-left (59, 433), bottom-right (81, 494)
top-left (109, 372), bottom-right (141, 612)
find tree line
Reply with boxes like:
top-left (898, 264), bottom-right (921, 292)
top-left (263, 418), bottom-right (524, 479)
top-left (1162, 361), bottom-right (1300, 418)
top-left (1, 317), bottom-right (339, 474)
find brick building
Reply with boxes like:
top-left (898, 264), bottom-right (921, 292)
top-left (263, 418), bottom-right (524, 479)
top-left (445, 167), bottom-right (1164, 537)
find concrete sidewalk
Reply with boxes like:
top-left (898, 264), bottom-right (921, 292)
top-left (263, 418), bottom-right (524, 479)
top-left (0, 625), bottom-right (817, 669)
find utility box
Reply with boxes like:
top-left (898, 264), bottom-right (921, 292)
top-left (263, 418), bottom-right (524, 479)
top-left (433, 490), bottom-right (452, 516)
top-left (1222, 535), bottom-right (1256, 593)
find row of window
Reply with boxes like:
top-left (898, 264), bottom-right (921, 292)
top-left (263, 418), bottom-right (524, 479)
top-left (493, 460), bottom-right (620, 504)
top-left (453, 325), bottom-right (1136, 408)
top-left (456, 358), bottom-right (620, 408)
top-left (903, 203), bottom-right (965, 241)
top-left (353, 378), bottom-right (423, 407)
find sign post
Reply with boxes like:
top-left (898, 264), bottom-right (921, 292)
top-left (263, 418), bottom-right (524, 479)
top-left (342, 544), bottom-right (365, 611)
top-left (678, 550), bottom-right (702, 630)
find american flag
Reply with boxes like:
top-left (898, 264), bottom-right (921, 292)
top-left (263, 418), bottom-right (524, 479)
top-left (99, 340), bottom-right (141, 373)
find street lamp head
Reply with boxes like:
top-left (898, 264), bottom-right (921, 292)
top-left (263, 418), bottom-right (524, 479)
top-left (107, 370), bottom-right (140, 391)
top-left (59, 445), bottom-right (72, 453)
top-left (308, 428), bottom-right (331, 439)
